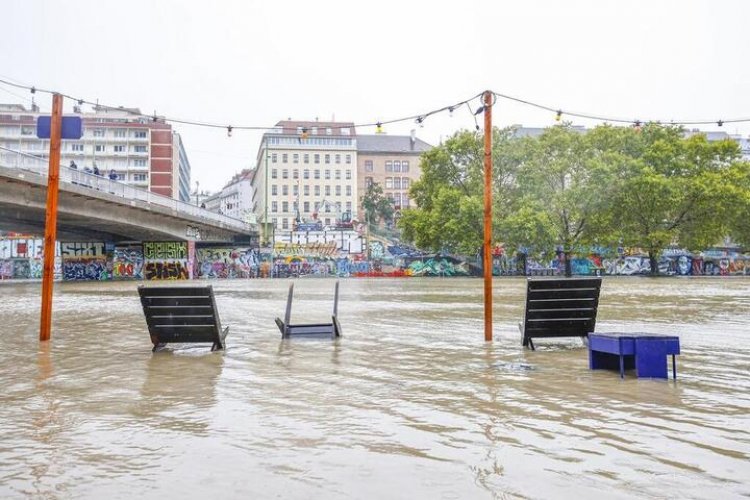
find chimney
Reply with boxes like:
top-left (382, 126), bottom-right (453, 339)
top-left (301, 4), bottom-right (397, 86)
top-left (410, 129), bottom-right (416, 150)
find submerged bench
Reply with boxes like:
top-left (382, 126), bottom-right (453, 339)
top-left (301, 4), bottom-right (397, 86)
top-left (520, 277), bottom-right (602, 350)
top-left (138, 285), bottom-right (229, 352)
top-left (275, 281), bottom-right (342, 339)
top-left (589, 332), bottom-right (680, 379)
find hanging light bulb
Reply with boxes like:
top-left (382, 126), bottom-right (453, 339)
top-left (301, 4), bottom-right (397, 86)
top-left (448, 106), bottom-right (454, 118)
top-left (633, 120), bottom-right (642, 132)
top-left (415, 116), bottom-right (424, 128)
top-left (717, 120), bottom-right (724, 127)
top-left (227, 126), bottom-right (233, 138)
top-left (555, 110), bottom-right (562, 122)
top-left (376, 122), bottom-right (383, 134)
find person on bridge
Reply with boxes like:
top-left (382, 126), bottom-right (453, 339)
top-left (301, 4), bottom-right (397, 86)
top-left (109, 169), bottom-right (117, 181)
top-left (93, 165), bottom-right (101, 176)
top-left (69, 160), bottom-right (77, 170)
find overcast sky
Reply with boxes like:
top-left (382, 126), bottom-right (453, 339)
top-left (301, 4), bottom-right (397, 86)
top-left (2, 0), bottom-right (748, 191)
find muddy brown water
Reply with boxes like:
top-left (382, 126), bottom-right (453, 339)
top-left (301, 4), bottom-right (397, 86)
top-left (0, 277), bottom-right (748, 499)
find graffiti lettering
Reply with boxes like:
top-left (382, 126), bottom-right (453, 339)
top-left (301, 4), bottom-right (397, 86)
top-left (143, 241), bottom-right (187, 260)
top-left (144, 261), bottom-right (189, 280)
top-left (60, 242), bottom-right (106, 257)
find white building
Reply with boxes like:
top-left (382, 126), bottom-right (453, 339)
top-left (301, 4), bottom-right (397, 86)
top-left (0, 103), bottom-right (191, 201)
top-left (203, 169), bottom-right (255, 221)
top-left (251, 120), bottom-right (358, 235)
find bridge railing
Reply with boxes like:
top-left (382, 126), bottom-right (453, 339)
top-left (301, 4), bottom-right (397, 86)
top-left (0, 147), bottom-right (255, 232)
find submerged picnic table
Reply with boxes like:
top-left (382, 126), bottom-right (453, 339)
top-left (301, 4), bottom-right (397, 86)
top-left (588, 332), bottom-right (680, 379)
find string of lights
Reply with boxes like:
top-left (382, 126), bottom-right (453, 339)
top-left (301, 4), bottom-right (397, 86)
top-left (2, 75), bottom-right (750, 134)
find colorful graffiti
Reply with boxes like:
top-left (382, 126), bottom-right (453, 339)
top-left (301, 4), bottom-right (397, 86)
top-left (196, 247), bottom-right (259, 279)
top-left (406, 257), bottom-right (469, 277)
top-left (143, 241), bottom-right (188, 281)
top-left (273, 241), bottom-right (338, 258)
top-left (60, 242), bottom-right (110, 281)
top-left (112, 245), bottom-right (144, 279)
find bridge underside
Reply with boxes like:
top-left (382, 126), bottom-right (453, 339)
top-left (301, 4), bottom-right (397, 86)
top-left (0, 167), bottom-right (257, 243)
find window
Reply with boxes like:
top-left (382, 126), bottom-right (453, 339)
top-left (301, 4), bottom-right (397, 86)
top-left (271, 153), bottom-right (278, 163)
top-left (282, 169), bottom-right (288, 179)
top-left (403, 195), bottom-right (410, 207)
top-left (304, 185), bottom-right (310, 196)
top-left (293, 153), bottom-right (299, 163)
top-left (282, 201), bottom-right (289, 212)
top-left (271, 185), bottom-right (278, 195)
top-left (293, 184), bottom-right (298, 196)
top-left (114, 129), bottom-right (127, 138)
top-left (335, 170), bottom-right (341, 180)
top-left (325, 185), bottom-right (331, 196)
top-left (271, 201), bottom-right (278, 212)
top-left (114, 145), bottom-right (125, 153)
top-left (402, 178), bottom-right (410, 189)
top-left (365, 160), bottom-right (373, 172)
top-left (134, 145), bottom-right (147, 153)
top-left (72, 144), bottom-right (84, 152)
top-left (21, 126), bottom-right (34, 135)
top-left (314, 169), bottom-right (320, 179)
top-left (304, 153), bottom-right (309, 164)
top-left (272, 218), bottom-right (278, 227)
top-left (272, 169), bottom-right (278, 179)
top-left (335, 154), bottom-right (341, 164)
top-left (393, 193), bottom-right (401, 207)
top-left (282, 218), bottom-right (289, 229)
top-left (312, 127), bottom-right (318, 135)
top-left (315, 185), bottom-right (320, 196)
top-left (325, 218), bottom-right (331, 225)
top-left (93, 129), bottom-right (105, 137)
top-left (293, 169), bottom-right (298, 179)
top-left (304, 201), bottom-right (310, 213)
top-left (326, 128), bottom-right (332, 135)
top-left (393, 178), bottom-right (401, 189)
top-left (346, 201), bottom-right (352, 211)
top-left (345, 170), bottom-right (351, 180)
top-left (394, 161), bottom-right (401, 172)
top-left (385, 177), bottom-right (393, 189)
top-left (345, 154), bottom-right (351, 164)
top-left (324, 203), bottom-right (331, 213)
top-left (134, 130), bottom-right (147, 138)
top-left (304, 169), bottom-right (310, 179)
top-left (335, 185), bottom-right (341, 196)
top-left (282, 185), bottom-right (288, 195)
top-left (341, 128), bottom-right (350, 136)
top-left (365, 176), bottom-right (373, 188)
top-left (325, 154), bottom-right (330, 164)
top-left (314, 154), bottom-right (320, 164)
top-left (346, 185), bottom-right (352, 196)
top-left (402, 161), bottom-right (409, 172)
top-left (134, 173), bottom-right (147, 181)
top-left (95, 144), bottom-right (105, 153)
top-left (385, 161), bottom-right (393, 172)
top-left (133, 159), bottom-right (147, 167)
top-left (325, 169), bottom-right (331, 180)
top-left (281, 153), bottom-right (287, 163)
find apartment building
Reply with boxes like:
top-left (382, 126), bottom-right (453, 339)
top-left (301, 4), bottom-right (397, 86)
top-left (252, 120), bottom-right (358, 232)
top-left (0, 103), bottom-right (191, 201)
top-left (203, 169), bottom-right (255, 221)
top-left (356, 133), bottom-right (432, 220)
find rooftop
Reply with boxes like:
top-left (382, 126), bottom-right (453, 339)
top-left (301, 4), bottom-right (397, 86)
top-left (356, 134), bottom-right (432, 153)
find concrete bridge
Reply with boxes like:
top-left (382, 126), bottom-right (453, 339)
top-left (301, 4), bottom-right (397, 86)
top-left (0, 161), bottom-right (258, 243)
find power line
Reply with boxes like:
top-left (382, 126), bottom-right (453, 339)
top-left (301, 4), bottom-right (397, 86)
top-left (2, 75), bottom-right (749, 132)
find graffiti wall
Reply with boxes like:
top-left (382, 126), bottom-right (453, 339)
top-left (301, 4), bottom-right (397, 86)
top-left (112, 244), bottom-right (144, 279)
top-left (60, 242), bottom-right (110, 281)
top-left (143, 241), bottom-right (189, 280)
top-left (0, 238), bottom-right (62, 280)
top-left (196, 247), bottom-right (259, 279)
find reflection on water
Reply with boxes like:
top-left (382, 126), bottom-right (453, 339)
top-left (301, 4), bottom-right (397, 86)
top-left (1, 277), bottom-right (749, 499)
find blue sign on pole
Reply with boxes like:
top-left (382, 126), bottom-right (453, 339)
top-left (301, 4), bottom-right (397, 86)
top-left (36, 116), bottom-right (83, 140)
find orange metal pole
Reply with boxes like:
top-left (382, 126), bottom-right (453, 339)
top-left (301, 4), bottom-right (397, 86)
top-left (483, 91), bottom-right (493, 342)
top-left (39, 93), bottom-right (63, 342)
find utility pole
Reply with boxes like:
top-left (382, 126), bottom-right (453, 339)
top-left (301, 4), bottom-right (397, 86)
top-left (40, 93), bottom-right (63, 342)
top-left (482, 90), bottom-right (493, 342)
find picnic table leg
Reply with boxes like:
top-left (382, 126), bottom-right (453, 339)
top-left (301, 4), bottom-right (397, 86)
top-left (619, 354), bottom-right (624, 379)
top-left (672, 355), bottom-right (677, 380)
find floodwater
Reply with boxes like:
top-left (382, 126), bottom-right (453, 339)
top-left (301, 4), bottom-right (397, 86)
top-left (0, 277), bottom-right (749, 499)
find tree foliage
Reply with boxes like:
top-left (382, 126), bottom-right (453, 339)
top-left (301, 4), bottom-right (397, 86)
top-left (398, 123), bottom-right (750, 275)
top-left (361, 182), bottom-right (394, 226)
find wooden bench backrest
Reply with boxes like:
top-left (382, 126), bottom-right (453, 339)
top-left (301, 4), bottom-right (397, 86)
top-left (138, 285), bottom-right (222, 345)
top-left (523, 277), bottom-right (602, 341)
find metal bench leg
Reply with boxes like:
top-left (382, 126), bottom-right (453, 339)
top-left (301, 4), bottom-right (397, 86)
top-left (672, 355), bottom-right (677, 380)
top-left (619, 354), bottom-right (624, 379)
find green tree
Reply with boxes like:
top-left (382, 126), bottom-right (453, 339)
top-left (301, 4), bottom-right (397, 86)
top-left (361, 182), bottom-right (394, 226)
top-left (399, 127), bottom-right (525, 254)
top-left (604, 124), bottom-right (744, 274)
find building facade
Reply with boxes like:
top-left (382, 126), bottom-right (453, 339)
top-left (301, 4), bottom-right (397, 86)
top-left (356, 133), bottom-right (432, 221)
top-left (251, 120), bottom-right (358, 233)
top-left (203, 169), bottom-right (255, 221)
top-left (0, 103), bottom-right (191, 201)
